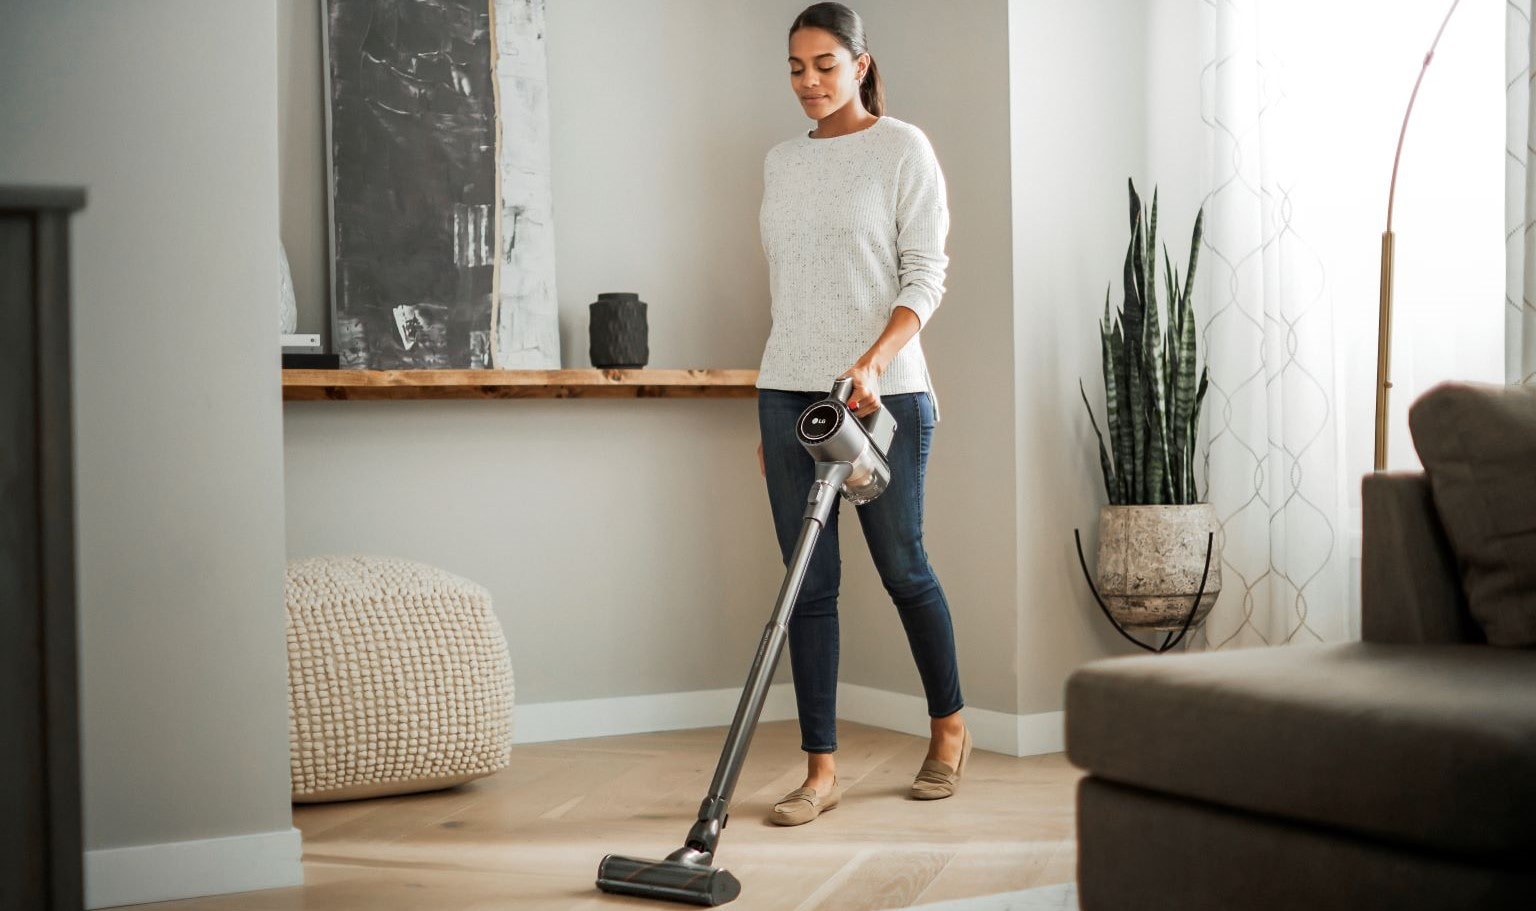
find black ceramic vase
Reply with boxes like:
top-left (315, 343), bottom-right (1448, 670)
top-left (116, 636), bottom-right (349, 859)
top-left (588, 292), bottom-right (649, 369)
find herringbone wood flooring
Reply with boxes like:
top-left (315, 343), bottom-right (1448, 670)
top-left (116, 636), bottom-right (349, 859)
top-left (122, 720), bottom-right (1080, 911)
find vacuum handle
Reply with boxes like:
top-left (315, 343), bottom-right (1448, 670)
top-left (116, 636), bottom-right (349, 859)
top-left (824, 377), bottom-right (893, 459)
top-left (830, 376), bottom-right (854, 405)
top-left (831, 375), bottom-right (886, 422)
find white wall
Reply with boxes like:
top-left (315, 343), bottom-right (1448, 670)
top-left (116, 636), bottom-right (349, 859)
top-left (281, 0), bottom-right (1025, 724)
top-left (0, 1), bottom-right (299, 906)
top-left (1008, 0), bottom-right (1153, 716)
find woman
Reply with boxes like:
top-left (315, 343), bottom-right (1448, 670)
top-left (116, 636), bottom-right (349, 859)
top-left (755, 2), bottom-right (969, 827)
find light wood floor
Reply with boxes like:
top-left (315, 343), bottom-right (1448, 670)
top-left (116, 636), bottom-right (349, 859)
top-left (126, 720), bottom-right (1081, 911)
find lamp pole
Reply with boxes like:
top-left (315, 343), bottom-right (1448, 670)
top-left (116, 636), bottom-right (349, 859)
top-left (1378, 0), bottom-right (1462, 471)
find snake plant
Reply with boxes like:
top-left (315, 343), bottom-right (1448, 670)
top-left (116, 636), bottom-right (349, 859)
top-left (1080, 179), bottom-right (1208, 506)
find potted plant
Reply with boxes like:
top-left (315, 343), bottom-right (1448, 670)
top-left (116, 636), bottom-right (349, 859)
top-left (1079, 179), bottom-right (1220, 632)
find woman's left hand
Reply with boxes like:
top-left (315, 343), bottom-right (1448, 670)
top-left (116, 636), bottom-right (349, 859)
top-left (841, 359), bottom-right (883, 414)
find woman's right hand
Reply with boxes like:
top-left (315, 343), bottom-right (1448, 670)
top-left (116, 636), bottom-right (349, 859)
top-left (757, 442), bottom-right (765, 478)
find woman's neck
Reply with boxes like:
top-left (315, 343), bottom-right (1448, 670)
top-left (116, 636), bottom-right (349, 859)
top-left (810, 104), bottom-right (879, 140)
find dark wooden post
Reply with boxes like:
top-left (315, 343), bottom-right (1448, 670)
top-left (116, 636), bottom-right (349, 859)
top-left (1, 186), bottom-right (86, 911)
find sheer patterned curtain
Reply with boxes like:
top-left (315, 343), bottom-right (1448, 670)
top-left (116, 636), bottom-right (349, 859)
top-left (1193, 0), bottom-right (1349, 648)
top-left (1508, 0), bottom-right (1536, 384)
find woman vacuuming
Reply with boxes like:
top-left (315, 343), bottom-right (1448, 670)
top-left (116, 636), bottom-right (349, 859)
top-left (755, 2), bottom-right (970, 826)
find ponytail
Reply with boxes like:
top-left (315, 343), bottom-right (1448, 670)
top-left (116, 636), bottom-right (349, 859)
top-left (860, 54), bottom-right (885, 117)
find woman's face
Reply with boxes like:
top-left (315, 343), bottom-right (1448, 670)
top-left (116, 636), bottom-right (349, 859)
top-left (788, 27), bottom-right (866, 120)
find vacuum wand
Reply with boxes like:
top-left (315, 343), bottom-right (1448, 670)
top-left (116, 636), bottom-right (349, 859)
top-left (703, 461), bottom-right (852, 822)
top-left (596, 380), bottom-right (895, 906)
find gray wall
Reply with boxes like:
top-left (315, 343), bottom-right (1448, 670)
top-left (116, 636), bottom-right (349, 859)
top-left (829, 0), bottom-right (1019, 712)
top-left (0, 0), bottom-right (293, 850)
top-left (282, 0), bottom-right (1023, 714)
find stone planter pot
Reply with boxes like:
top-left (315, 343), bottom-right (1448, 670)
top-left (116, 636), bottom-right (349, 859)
top-left (1095, 504), bottom-right (1221, 631)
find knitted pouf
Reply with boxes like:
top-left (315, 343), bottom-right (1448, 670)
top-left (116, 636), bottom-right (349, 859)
top-left (285, 555), bottom-right (513, 803)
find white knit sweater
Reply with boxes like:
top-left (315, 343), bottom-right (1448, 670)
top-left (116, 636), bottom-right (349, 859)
top-left (756, 115), bottom-right (950, 402)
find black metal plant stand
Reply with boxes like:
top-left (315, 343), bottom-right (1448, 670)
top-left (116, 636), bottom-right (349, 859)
top-left (1073, 530), bottom-right (1215, 654)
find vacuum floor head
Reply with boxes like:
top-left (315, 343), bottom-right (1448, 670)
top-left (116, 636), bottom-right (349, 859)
top-left (596, 854), bottom-right (742, 907)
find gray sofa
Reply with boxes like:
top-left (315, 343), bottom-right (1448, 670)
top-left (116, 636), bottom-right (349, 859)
top-left (1065, 382), bottom-right (1536, 911)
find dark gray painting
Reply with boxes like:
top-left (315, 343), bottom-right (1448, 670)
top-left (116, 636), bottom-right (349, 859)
top-left (326, 0), bottom-right (498, 369)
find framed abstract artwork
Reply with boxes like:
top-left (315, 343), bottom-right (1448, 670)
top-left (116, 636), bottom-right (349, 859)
top-left (323, 0), bottom-right (560, 369)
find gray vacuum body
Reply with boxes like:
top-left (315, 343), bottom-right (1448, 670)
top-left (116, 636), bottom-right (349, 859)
top-left (795, 376), bottom-right (896, 505)
top-left (594, 378), bottom-right (898, 906)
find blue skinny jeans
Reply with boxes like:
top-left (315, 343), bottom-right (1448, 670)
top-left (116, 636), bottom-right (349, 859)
top-left (757, 388), bottom-right (964, 754)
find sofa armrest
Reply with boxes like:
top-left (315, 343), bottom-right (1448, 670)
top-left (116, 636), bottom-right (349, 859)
top-left (1361, 472), bottom-right (1481, 644)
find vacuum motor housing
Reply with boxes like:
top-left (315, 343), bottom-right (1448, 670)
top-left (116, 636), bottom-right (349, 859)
top-left (795, 378), bottom-right (897, 505)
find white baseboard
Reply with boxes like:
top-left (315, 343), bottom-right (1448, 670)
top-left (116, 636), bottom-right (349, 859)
top-left (85, 827), bottom-right (303, 909)
top-left (513, 683), bottom-right (799, 743)
top-left (1015, 708), bottom-right (1068, 757)
top-left (514, 682), bottom-right (1065, 758)
top-left (836, 682), bottom-right (1064, 757)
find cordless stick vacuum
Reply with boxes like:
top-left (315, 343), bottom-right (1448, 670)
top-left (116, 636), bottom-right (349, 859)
top-left (596, 377), bottom-right (897, 906)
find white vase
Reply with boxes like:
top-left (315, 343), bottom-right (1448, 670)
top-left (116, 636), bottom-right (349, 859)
top-left (1095, 503), bottom-right (1222, 631)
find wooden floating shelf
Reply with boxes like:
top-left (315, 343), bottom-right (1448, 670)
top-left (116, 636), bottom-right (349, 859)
top-left (281, 368), bottom-right (760, 401)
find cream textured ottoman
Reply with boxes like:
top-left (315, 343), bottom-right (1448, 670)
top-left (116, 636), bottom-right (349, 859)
top-left (285, 555), bottom-right (513, 803)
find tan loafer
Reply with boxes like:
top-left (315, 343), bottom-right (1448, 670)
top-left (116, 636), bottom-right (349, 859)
top-left (911, 726), bottom-right (972, 800)
top-left (769, 779), bottom-right (840, 826)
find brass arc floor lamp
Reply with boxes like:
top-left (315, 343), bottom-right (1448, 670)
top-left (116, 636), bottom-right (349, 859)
top-left (1378, 0), bottom-right (1463, 471)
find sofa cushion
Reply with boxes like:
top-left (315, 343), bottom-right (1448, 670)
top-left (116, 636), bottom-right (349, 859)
top-left (1066, 643), bottom-right (1536, 862)
top-left (1408, 381), bottom-right (1536, 647)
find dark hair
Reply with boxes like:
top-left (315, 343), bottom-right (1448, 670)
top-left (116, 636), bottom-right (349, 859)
top-left (790, 3), bottom-right (885, 117)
